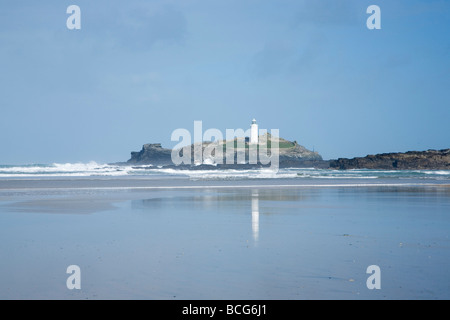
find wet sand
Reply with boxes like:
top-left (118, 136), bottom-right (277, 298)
top-left (0, 178), bottom-right (449, 299)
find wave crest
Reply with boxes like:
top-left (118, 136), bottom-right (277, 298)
top-left (0, 163), bottom-right (449, 180)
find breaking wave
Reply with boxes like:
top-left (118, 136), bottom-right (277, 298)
top-left (0, 163), bottom-right (449, 181)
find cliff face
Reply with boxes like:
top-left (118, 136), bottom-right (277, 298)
top-left (329, 149), bottom-right (450, 170)
top-left (127, 136), bottom-right (323, 167)
top-left (128, 143), bottom-right (172, 165)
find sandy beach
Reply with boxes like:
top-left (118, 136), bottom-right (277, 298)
top-left (0, 177), bottom-right (449, 299)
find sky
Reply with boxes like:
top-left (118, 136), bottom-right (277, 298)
top-left (0, 0), bottom-right (449, 164)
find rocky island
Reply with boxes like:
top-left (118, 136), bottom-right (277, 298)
top-left (126, 134), bottom-right (325, 169)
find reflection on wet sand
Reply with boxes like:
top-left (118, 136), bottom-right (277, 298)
top-left (132, 188), bottom-right (311, 244)
top-left (251, 189), bottom-right (259, 243)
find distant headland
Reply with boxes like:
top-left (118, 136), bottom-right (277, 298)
top-left (329, 149), bottom-right (450, 170)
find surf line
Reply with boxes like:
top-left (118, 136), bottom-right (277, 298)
top-left (1, 183), bottom-right (446, 192)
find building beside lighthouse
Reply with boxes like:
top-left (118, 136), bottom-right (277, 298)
top-left (250, 118), bottom-right (259, 144)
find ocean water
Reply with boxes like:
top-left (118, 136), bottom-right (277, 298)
top-left (0, 162), bottom-right (449, 180)
top-left (0, 163), bottom-right (449, 299)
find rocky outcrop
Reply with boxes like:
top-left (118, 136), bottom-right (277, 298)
top-left (127, 143), bottom-right (172, 165)
top-left (127, 135), bottom-right (323, 167)
top-left (125, 142), bottom-right (449, 171)
top-left (329, 149), bottom-right (450, 170)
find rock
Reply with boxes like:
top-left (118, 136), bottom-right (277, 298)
top-left (127, 143), bottom-right (172, 165)
top-left (126, 135), bottom-right (325, 168)
top-left (329, 149), bottom-right (450, 170)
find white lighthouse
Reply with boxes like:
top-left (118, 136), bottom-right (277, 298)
top-left (250, 118), bottom-right (258, 144)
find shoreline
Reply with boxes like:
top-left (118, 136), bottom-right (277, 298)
top-left (0, 176), bottom-right (450, 194)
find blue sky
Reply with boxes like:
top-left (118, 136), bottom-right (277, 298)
top-left (0, 0), bottom-right (449, 164)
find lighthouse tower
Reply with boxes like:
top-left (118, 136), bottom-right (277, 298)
top-left (250, 118), bottom-right (258, 144)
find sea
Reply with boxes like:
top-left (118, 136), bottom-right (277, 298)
top-left (0, 162), bottom-right (449, 300)
top-left (0, 162), bottom-right (449, 180)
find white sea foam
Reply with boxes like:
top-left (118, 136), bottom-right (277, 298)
top-left (0, 162), bottom-right (132, 177)
top-left (180, 169), bottom-right (298, 180)
top-left (0, 163), bottom-right (449, 180)
top-left (422, 170), bottom-right (450, 175)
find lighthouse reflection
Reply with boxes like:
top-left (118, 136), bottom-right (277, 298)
top-left (132, 188), bottom-right (309, 246)
top-left (251, 189), bottom-right (259, 243)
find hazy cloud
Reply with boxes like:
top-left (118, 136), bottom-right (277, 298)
top-left (116, 5), bottom-right (187, 49)
top-left (250, 40), bottom-right (296, 77)
top-left (250, 33), bottom-right (327, 78)
top-left (293, 0), bottom-right (360, 26)
top-left (289, 33), bottom-right (326, 75)
top-left (383, 54), bottom-right (412, 70)
top-left (84, 2), bottom-right (188, 51)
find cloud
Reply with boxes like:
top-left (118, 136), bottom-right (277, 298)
top-left (104, 4), bottom-right (187, 51)
top-left (249, 34), bottom-right (327, 78)
top-left (250, 40), bottom-right (296, 77)
top-left (382, 54), bottom-right (412, 70)
top-left (289, 33), bottom-right (326, 75)
top-left (57, 1), bottom-right (189, 52)
top-left (249, 0), bottom-right (360, 78)
top-left (293, 0), bottom-right (360, 27)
